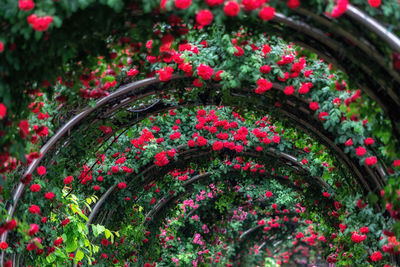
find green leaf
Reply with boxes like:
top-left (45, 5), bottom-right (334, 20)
top-left (75, 250), bottom-right (84, 261)
top-left (105, 229), bottom-right (112, 239)
top-left (66, 240), bottom-right (78, 253)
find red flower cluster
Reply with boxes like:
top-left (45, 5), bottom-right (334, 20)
top-left (155, 151), bottom-right (169, 167)
top-left (255, 78), bottom-right (273, 94)
top-left (27, 14), bottom-right (53, 32)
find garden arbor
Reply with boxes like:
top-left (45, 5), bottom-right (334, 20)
top-left (1, 0), bottom-right (400, 266)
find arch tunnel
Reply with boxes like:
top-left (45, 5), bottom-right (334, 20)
top-left (0, 0), bottom-right (400, 266)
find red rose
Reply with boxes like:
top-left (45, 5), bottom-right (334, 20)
top-left (283, 85), bottom-right (295, 95)
top-left (29, 205), bottom-right (40, 214)
top-left (167, 149), bottom-right (176, 157)
top-left (287, 0), bottom-right (300, 9)
top-left (93, 185), bottom-right (100, 191)
top-left (196, 10), bottom-right (213, 26)
top-left (64, 176), bottom-right (73, 185)
top-left (19, 0), bottom-right (35, 11)
top-left (259, 6), bottom-right (275, 21)
top-left (54, 237), bottom-right (63, 247)
top-left (365, 156), bottom-right (377, 166)
top-left (265, 191), bottom-right (272, 197)
top-left (309, 102), bottom-right (319, 111)
top-left (355, 146), bottom-right (366, 157)
top-left (0, 242), bottom-right (8, 250)
top-left (127, 68), bottom-right (139, 77)
top-left (272, 203), bottom-right (277, 209)
top-left (255, 78), bottom-right (273, 94)
top-left (368, 0), bottom-right (381, 8)
top-left (29, 15), bottom-right (53, 32)
top-left (30, 184), bottom-right (41, 192)
top-left (197, 64), bottom-right (214, 80)
top-left (323, 192), bottom-right (330, 198)
top-left (233, 46), bottom-right (243, 57)
top-left (344, 138), bottom-right (353, 146)
top-left (360, 226), bottom-right (369, 234)
top-left (118, 182), bottom-right (126, 189)
top-left (158, 66), bottom-right (174, 81)
top-left (0, 103), bottom-right (6, 119)
top-left (242, 0), bottom-right (263, 11)
top-left (364, 137), bottom-right (374, 146)
top-left (212, 141), bottom-right (224, 151)
top-left (197, 136), bottom-right (208, 146)
top-left (272, 135), bottom-right (280, 144)
top-left (370, 251), bottom-right (382, 262)
top-left (61, 218), bottom-right (70, 226)
top-left (330, 0), bottom-right (348, 18)
top-left (28, 224), bottom-right (39, 236)
top-left (394, 159), bottom-right (400, 167)
top-left (150, 197), bottom-right (156, 204)
top-left (44, 192), bottom-right (55, 200)
top-left (301, 159), bottom-right (308, 165)
top-left (111, 165), bottom-right (119, 173)
top-left (19, 120), bottom-right (30, 138)
top-left (259, 65), bottom-right (271, 74)
top-left (318, 111), bottom-right (328, 121)
top-left (5, 219), bottom-right (17, 230)
top-left (175, 0), bottom-right (191, 9)
top-left (224, 1), bottom-right (240, 16)
top-left (262, 44), bottom-right (271, 55)
top-left (37, 166), bottom-right (46, 176)
top-left (205, 0), bottom-right (223, 6)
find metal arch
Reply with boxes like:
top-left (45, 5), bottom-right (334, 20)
top-left (346, 4), bottom-right (400, 54)
top-left (86, 146), bottom-right (332, 229)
